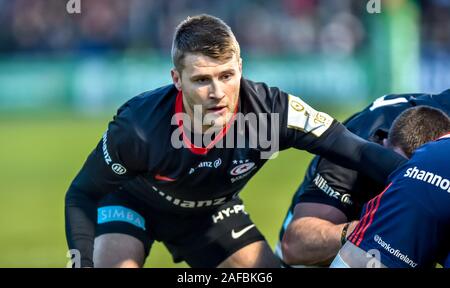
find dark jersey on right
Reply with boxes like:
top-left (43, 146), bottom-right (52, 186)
top-left (279, 90), bottom-right (450, 241)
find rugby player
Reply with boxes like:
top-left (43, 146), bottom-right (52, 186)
top-left (277, 92), bottom-right (450, 267)
top-left (331, 128), bottom-right (450, 268)
top-left (65, 14), bottom-right (405, 268)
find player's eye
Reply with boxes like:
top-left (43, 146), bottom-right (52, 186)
top-left (221, 73), bottom-right (233, 81)
top-left (195, 78), bottom-right (209, 84)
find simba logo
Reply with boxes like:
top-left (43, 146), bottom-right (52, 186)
top-left (152, 186), bottom-right (227, 208)
top-left (313, 173), bottom-right (353, 205)
top-left (404, 166), bottom-right (450, 193)
top-left (97, 206), bottom-right (146, 230)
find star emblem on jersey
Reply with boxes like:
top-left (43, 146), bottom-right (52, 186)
top-left (230, 162), bottom-right (256, 176)
top-left (231, 224), bottom-right (255, 239)
top-left (229, 161), bottom-right (257, 183)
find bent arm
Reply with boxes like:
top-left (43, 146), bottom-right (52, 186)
top-left (277, 92), bottom-right (406, 185)
top-left (281, 202), bottom-right (357, 266)
top-left (65, 109), bottom-right (147, 267)
top-left (65, 147), bottom-right (119, 267)
top-left (306, 123), bottom-right (407, 184)
top-left (65, 182), bottom-right (103, 267)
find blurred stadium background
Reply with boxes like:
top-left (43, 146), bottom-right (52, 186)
top-left (0, 0), bottom-right (449, 267)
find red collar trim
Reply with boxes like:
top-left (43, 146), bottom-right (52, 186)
top-left (174, 90), bottom-right (238, 155)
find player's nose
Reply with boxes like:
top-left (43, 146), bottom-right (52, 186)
top-left (209, 80), bottom-right (225, 99)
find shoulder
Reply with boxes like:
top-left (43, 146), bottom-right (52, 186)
top-left (240, 78), bottom-right (283, 107)
top-left (240, 77), bottom-right (327, 117)
top-left (428, 89), bottom-right (450, 115)
top-left (112, 84), bottom-right (178, 142)
top-left (240, 78), bottom-right (271, 94)
top-left (343, 93), bottom-right (419, 140)
top-left (117, 84), bottom-right (177, 120)
top-left (368, 91), bottom-right (450, 116)
top-left (414, 135), bottom-right (450, 160)
top-left (346, 91), bottom-right (450, 141)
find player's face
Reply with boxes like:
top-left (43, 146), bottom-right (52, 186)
top-left (171, 52), bottom-right (242, 133)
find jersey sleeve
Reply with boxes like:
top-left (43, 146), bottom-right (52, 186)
top-left (296, 157), bottom-right (362, 220)
top-left (268, 87), bottom-right (407, 185)
top-left (65, 103), bottom-right (148, 267)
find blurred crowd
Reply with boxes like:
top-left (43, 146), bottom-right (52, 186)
top-left (419, 0), bottom-right (450, 54)
top-left (0, 0), bottom-right (448, 56)
top-left (0, 0), bottom-right (367, 55)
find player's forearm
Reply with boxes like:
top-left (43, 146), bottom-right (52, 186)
top-left (65, 184), bottom-right (99, 267)
top-left (64, 145), bottom-right (131, 267)
top-left (310, 123), bottom-right (407, 184)
top-left (281, 217), bottom-right (347, 266)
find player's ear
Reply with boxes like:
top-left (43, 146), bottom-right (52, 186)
top-left (171, 69), bottom-right (182, 91)
top-left (386, 139), bottom-right (409, 158)
top-left (393, 146), bottom-right (408, 159)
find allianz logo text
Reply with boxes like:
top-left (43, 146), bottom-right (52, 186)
top-left (152, 186), bottom-right (227, 208)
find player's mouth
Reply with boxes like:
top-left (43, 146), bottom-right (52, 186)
top-left (207, 105), bottom-right (228, 115)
